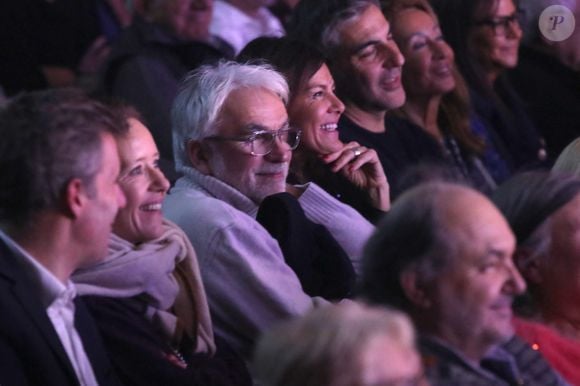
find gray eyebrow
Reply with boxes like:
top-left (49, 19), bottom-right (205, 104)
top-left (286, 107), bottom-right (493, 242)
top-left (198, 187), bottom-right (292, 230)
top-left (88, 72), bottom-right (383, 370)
top-left (244, 121), bottom-right (290, 135)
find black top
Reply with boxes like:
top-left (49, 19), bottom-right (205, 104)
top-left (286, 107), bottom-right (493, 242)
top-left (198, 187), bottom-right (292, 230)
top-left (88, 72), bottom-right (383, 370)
top-left (83, 295), bottom-right (252, 386)
top-left (338, 114), bottom-right (445, 198)
top-left (257, 192), bottom-right (356, 300)
top-left (289, 155), bottom-right (385, 223)
top-left (338, 114), bottom-right (494, 197)
top-left (508, 46), bottom-right (580, 160)
top-left (470, 76), bottom-right (548, 172)
top-left (0, 239), bottom-right (121, 386)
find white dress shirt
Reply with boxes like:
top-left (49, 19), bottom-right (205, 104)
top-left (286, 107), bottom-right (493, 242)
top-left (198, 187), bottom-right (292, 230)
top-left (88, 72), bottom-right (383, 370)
top-left (0, 230), bottom-right (99, 386)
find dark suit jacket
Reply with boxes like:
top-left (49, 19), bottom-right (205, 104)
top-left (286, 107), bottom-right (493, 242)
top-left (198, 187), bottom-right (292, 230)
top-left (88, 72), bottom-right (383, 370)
top-left (0, 238), bottom-right (121, 386)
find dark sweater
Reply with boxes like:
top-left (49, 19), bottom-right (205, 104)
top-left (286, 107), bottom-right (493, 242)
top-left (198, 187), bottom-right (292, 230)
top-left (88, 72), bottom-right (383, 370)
top-left (339, 114), bottom-right (448, 198)
top-left (83, 295), bottom-right (252, 386)
top-left (508, 46), bottom-right (580, 160)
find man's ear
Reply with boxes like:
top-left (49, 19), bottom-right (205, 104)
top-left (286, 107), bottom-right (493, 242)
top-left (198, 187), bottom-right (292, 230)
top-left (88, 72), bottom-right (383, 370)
top-left (514, 248), bottom-right (543, 284)
top-left (400, 269), bottom-right (432, 309)
top-left (187, 140), bottom-right (212, 175)
top-left (64, 178), bottom-right (87, 219)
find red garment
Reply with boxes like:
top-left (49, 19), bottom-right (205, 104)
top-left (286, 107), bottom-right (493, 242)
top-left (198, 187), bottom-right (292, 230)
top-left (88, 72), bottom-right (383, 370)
top-left (514, 317), bottom-right (580, 385)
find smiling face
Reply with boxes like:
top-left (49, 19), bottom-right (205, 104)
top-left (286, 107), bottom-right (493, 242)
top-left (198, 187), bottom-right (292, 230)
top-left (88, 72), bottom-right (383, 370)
top-left (205, 87), bottom-right (292, 203)
top-left (287, 64), bottom-right (345, 155)
top-left (113, 118), bottom-right (170, 244)
top-left (469, 0), bottom-right (522, 77)
top-left (392, 8), bottom-right (456, 98)
top-left (334, 4), bottom-right (406, 112)
top-left (425, 189), bottom-right (525, 358)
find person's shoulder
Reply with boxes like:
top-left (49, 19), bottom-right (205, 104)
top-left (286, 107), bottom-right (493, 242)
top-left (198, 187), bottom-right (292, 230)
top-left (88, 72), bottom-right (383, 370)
top-left (503, 336), bottom-right (567, 386)
top-left (420, 351), bottom-right (483, 386)
top-left (338, 116), bottom-right (385, 145)
top-left (164, 184), bottom-right (254, 232)
top-left (419, 338), bottom-right (488, 386)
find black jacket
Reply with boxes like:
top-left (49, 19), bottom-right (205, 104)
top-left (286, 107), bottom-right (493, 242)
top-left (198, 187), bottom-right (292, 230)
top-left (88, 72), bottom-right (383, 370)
top-left (0, 238), bottom-right (121, 386)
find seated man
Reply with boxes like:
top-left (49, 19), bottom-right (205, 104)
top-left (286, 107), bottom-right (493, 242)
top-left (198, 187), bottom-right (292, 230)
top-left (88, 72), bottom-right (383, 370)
top-left (359, 181), bottom-right (566, 386)
top-left (164, 61), bottom-right (374, 356)
top-left (0, 89), bottom-right (126, 385)
top-left (253, 302), bottom-right (425, 386)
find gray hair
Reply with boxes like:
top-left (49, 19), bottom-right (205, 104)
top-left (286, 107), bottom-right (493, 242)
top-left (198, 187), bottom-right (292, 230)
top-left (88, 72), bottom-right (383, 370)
top-left (253, 302), bottom-right (416, 386)
top-left (519, 0), bottom-right (578, 44)
top-left (171, 61), bottom-right (289, 171)
top-left (0, 89), bottom-right (125, 228)
top-left (552, 137), bottom-right (580, 176)
top-left (359, 182), bottom-right (464, 311)
top-left (287, 0), bottom-right (380, 58)
top-left (321, 0), bottom-right (380, 56)
top-left (492, 171), bottom-right (580, 273)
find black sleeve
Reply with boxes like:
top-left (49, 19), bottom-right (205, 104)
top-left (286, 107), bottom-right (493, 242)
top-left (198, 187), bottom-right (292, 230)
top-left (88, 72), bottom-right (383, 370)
top-left (0, 333), bottom-right (31, 386)
top-left (257, 192), bottom-right (356, 300)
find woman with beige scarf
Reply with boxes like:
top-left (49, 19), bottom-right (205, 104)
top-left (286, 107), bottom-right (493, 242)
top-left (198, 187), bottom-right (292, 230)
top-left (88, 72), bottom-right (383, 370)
top-left (73, 105), bottom-right (251, 385)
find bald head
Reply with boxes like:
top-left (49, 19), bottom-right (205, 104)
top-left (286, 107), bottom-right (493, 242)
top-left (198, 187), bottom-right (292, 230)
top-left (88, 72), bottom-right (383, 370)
top-left (360, 182), bottom-right (518, 310)
top-left (361, 182), bottom-right (525, 359)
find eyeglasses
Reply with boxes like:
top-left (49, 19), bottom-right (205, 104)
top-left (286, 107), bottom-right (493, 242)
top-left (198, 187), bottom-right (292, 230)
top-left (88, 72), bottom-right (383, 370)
top-left (203, 126), bottom-right (301, 156)
top-left (474, 11), bottom-right (524, 36)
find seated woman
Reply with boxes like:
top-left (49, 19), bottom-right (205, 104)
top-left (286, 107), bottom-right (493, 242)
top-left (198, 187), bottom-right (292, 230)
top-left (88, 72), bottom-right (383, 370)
top-left (73, 106), bottom-right (251, 386)
top-left (238, 37), bottom-right (390, 223)
top-left (432, 0), bottom-right (547, 171)
top-left (492, 171), bottom-right (580, 385)
top-left (384, 0), bottom-right (505, 193)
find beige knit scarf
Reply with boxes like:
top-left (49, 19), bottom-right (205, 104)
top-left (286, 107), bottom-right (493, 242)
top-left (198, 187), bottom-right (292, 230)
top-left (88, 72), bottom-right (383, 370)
top-left (73, 219), bottom-right (215, 355)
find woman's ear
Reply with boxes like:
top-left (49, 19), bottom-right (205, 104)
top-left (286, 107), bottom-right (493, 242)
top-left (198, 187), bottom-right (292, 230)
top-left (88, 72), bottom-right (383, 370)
top-left (187, 140), bottom-right (212, 175)
top-left (514, 248), bottom-right (543, 284)
top-left (400, 269), bottom-right (432, 309)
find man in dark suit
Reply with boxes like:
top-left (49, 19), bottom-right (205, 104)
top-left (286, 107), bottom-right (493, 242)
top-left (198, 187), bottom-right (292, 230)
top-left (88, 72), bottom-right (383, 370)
top-left (0, 89), bottom-right (127, 385)
top-left (359, 181), bottom-right (567, 386)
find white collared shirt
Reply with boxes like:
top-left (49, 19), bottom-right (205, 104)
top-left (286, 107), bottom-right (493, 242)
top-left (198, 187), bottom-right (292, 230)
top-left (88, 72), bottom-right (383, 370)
top-left (0, 230), bottom-right (99, 386)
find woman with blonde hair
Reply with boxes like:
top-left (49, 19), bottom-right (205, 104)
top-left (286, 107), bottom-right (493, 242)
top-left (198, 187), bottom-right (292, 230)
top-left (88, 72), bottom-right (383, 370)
top-left (253, 302), bottom-right (425, 386)
top-left (73, 105), bottom-right (251, 386)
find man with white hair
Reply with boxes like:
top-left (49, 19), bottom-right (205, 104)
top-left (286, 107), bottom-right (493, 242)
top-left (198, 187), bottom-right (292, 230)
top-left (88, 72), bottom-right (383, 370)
top-left (164, 61), bottom-right (373, 356)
